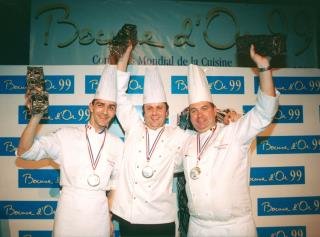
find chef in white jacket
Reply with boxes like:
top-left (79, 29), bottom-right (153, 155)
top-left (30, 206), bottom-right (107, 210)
top-left (183, 45), bottom-right (279, 237)
top-left (111, 43), bottom-right (191, 237)
top-left (16, 65), bottom-right (124, 237)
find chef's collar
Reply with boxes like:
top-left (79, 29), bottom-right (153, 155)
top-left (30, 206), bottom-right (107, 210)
top-left (199, 128), bottom-right (210, 137)
top-left (145, 125), bottom-right (165, 133)
top-left (86, 123), bottom-right (106, 134)
top-left (199, 125), bottom-right (216, 138)
top-left (198, 126), bottom-right (216, 148)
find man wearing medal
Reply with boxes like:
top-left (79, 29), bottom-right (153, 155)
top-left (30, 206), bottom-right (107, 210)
top-left (110, 42), bottom-right (194, 237)
top-left (16, 65), bottom-right (124, 237)
top-left (111, 41), bottom-right (241, 236)
top-left (182, 45), bottom-right (279, 237)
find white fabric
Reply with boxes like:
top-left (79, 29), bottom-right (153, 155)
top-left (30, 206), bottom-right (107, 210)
top-left (183, 89), bottom-right (279, 237)
top-left (188, 214), bottom-right (257, 237)
top-left (86, 124), bottom-right (106, 161)
top-left (112, 70), bottom-right (191, 224)
top-left (94, 64), bottom-right (117, 102)
top-left (21, 125), bottom-right (124, 237)
top-left (188, 64), bottom-right (212, 104)
top-left (147, 126), bottom-right (165, 152)
top-left (143, 67), bottom-right (167, 104)
top-left (199, 129), bottom-right (214, 148)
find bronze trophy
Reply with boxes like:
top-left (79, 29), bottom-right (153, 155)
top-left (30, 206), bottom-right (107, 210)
top-left (26, 66), bottom-right (49, 115)
top-left (110, 24), bottom-right (137, 61)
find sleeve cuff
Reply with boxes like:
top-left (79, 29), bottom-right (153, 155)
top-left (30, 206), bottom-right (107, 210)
top-left (16, 139), bottom-right (41, 160)
top-left (256, 88), bottom-right (280, 118)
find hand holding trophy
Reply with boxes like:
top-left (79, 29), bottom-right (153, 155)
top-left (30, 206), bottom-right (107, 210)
top-left (26, 66), bottom-right (49, 115)
top-left (109, 24), bottom-right (137, 63)
top-left (236, 34), bottom-right (286, 58)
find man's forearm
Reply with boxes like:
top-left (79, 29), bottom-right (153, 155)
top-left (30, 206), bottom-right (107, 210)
top-left (258, 68), bottom-right (276, 97)
top-left (17, 114), bottom-right (42, 156)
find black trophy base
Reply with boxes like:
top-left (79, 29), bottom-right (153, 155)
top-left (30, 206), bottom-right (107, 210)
top-left (236, 34), bottom-right (287, 67)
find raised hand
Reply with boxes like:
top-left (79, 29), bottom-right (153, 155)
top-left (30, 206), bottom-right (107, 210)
top-left (117, 40), bottom-right (134, 72)
top-left (250, 44), bottom-right (270, 68)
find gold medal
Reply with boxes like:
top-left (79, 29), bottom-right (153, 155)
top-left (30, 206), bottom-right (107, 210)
top-left (190, 166), bottom-right (201, 180)
top-left (190, 128), bottom-right (216, 180)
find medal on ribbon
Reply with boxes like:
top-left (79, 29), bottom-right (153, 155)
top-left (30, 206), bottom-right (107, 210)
top-left (190, 127), bottom-right (216, 180)
top-left (190, 166), bottom-right (201, 180)
top-left (85, 125), bottom-right (107, 187)
top-left (142, 127), bottom-right (165, 178)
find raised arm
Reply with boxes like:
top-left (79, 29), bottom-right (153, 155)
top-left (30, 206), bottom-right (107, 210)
top-left (231, 45), bottom-right (279, 144)
top-left (117, 42), bottom-right (133, 72)
top-left (115, 43), bottom-right (142, 131)
top-left (250, 44), bottom-right (276, 97)
top-left (17, 93), bottom-right (43, 156)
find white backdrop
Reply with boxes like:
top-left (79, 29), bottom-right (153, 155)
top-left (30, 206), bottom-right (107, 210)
top-left (0, 65), bottom-right (319, 237)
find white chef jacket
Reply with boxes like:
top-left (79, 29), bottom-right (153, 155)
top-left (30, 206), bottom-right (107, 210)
top-left (20, 124), bottom-right (124, 237)
top-left (182, 89), bottom-right (279, 237)
top-left (111, 70), bottom-right (191, 224)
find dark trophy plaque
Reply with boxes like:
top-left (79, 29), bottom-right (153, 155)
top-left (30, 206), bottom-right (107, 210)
top-left (110, 24), bottom-right (137, 60)
top-left (216, 109), bottom-right (231, 124)
top-left (236, 34), bottom-right (286, 57)
top-left (177, 107), bottom-right (194, 131)
top-left (26, 66), bottom-right (49, 115)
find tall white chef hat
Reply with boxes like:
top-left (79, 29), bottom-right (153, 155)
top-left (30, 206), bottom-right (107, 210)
top-left (187, 64), bottom-right (212, 104)
top-left (143, 67), bottom-right (167, 104)
top-left (94, 65), bottom-right (117, 102)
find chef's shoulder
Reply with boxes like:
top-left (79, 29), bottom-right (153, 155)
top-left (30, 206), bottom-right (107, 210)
top-left (107, 131), bottom-right (124, 145)
top-left (49, 125), bottom-right (84, 139)
top-left (166, 126), bottom-right (194, 147)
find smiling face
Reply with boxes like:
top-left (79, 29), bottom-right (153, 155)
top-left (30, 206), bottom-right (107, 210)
top-left (89, 99), bottom-right (116, 132)
top-left (189, 101), bottom-right (217, 133)
top-left (143, 102), bottom-right (168, 130)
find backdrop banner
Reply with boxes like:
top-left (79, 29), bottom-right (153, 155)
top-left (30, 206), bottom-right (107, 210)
top-left (29, 0), bottom-right (318, 68)
top-left (0, 65), bottom-right (319, 237)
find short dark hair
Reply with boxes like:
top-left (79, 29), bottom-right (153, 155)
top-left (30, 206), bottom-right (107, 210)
top-left (209, 102), bottom-right (216, 108)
